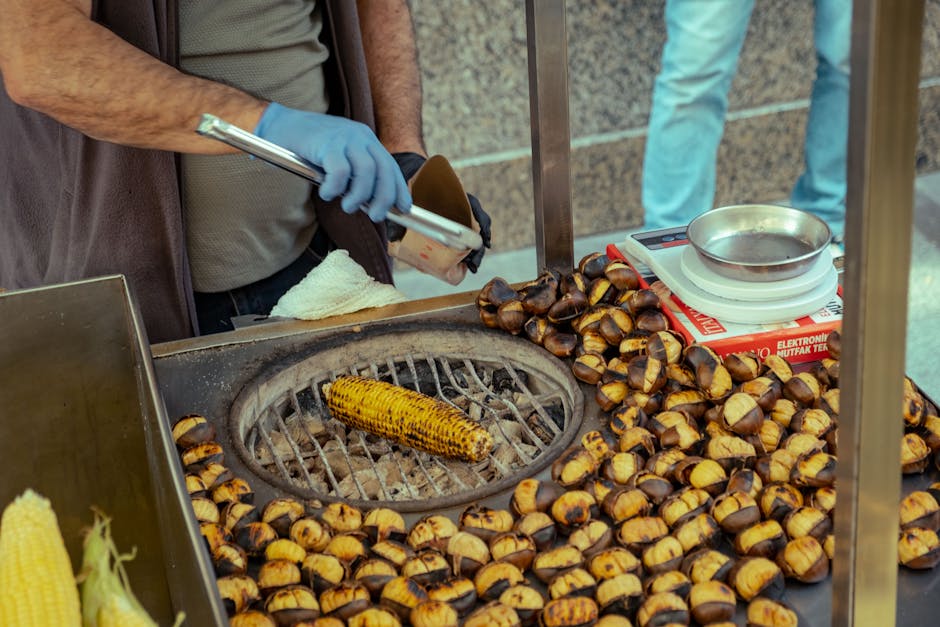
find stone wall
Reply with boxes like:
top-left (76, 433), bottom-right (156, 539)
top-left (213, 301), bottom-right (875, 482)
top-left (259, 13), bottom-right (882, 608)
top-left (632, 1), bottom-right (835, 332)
top-left (409, 0), bottom-right (940, 252)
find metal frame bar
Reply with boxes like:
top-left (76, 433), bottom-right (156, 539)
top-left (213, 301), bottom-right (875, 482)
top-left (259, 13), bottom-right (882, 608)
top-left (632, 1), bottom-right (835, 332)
top-left (525, 0), bottom-right (574, 273)
top-left (832, 2), bottom-right (925, 625)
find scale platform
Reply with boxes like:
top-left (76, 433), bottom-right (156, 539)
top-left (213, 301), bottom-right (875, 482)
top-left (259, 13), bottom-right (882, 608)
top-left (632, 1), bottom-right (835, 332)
top-left (618, 227), bottom-right (839, 324)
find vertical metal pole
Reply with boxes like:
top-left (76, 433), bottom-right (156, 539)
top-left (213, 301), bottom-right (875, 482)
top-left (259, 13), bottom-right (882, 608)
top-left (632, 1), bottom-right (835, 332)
top-left (525, 0), bottom-right (574, 273)
top-left (832, 2), bottom-right (924, 626)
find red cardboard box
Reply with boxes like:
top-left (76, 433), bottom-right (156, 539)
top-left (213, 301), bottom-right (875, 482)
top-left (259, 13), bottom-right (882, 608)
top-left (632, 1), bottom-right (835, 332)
top-left (607, 243), bottom-right (843, 364)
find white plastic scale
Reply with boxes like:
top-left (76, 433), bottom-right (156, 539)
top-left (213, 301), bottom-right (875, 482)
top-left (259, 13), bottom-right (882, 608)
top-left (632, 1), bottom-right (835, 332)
top-left (617, 226), bottom-right (840, 324)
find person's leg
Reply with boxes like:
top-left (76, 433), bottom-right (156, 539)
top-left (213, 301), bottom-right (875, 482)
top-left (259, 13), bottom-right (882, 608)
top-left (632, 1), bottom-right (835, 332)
top-left (790, 0), bottom-right (852, 241)
top-left (642, 0), bottom-right (755, 230)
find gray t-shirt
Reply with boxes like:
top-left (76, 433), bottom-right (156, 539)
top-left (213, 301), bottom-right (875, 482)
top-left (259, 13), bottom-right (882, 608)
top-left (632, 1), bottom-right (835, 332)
top-left (179, 1), bottom-right (330, 292)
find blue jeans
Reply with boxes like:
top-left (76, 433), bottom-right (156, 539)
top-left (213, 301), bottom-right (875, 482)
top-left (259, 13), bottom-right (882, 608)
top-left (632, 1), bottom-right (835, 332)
top-left (642, 0), bottom-right (851, 240)
top-left (193, 228), bottom-right (333, 334)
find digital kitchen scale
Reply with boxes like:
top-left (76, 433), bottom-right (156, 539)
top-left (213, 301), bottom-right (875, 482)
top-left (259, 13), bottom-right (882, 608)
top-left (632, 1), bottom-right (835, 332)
top-left (617, 226), bottom-right (839, 324)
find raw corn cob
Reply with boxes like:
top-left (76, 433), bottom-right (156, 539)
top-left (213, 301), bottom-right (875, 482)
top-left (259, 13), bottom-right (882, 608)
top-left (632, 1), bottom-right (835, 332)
top-left (0, 489), bottom-right (82, 626)
top-left (81, 511), bottom-right (184, 627)
top-left (324, 375), bottom-right (494, 462)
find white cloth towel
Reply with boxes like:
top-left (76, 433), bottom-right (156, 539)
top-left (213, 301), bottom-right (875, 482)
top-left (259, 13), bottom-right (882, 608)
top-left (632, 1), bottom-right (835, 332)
top-left (270, 250), bottom-right (407, 320)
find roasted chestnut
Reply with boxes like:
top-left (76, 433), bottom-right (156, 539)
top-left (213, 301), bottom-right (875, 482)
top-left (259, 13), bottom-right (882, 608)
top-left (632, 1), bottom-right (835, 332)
top-left (499, 584), bottom-right (545, 625)
top-left (681, 547), bottom-right (734, 584)
top-left (362, 507), bottom-right (406, 543)
top-left (264, 538), bottom-right (307, 564)
top-left (776, 536), bottom-right (829, 583)
top-left (711, 491), bottom-right (761, 534)
top-left (901, 432), bottom-right (931, 474)
top-left (323, 532), bottom-right (370, 566)
top-left (181, 441), bottom-right (224, 469)
top-left (673, 512), bottom-right (721, 554)
top-left (217, 574), bottom-right (260, 617)
top-left (550, 490), bottom-right (597, 533)
top-left (262, 498), bottom-right (307, 537)
top-left (235, 521), bottom-right (278, 556)
top-left (402, 549), bottom-right (452, 586)
top-left (604, 259), bottom-right (640, 290)
top-left (659, 487), bottom-right (712, 529)
top-left (409, 515), bottom-right (458, 551)
top-left (551, 446), bottom-right (599, 488)
top-left (790, 451), bottom-right (837, 488)
top-left (257, 558), bottom-right (302, 597)
top-left (898, 527), bottom-right (940, 569)
top-left (172, 414), bottom-right (217, 449)
top-left (514, 512), bottom-right (557, 552)
top-left (595, 573), bottom-right (643, 616)
top-left (474, 560), bottom-right (525, 601)
top-left (587, 547), bottom-right (642, 581)
top-left (746, 597), bottom-right (799, 627)
top-left (301, 552), bottom-right (345, 594)
top-left (617, 516), bottom-right (669, 554)
top-left (212, 542), bottom-right (248, 577)
top-left (353, 558), bottom-right (398, 599)
top-left (446, 531), bottom-right (492, 577)
top-left (265, 585), bottom-right (320, 625)
top-left (900, 491), bottom-right (940, 531)
top-left (490, 531), bottom-right (537, 571)
top-left (689, 580), bottom-right (736, 624)
top-left (426, 577), bottom-right (478, 616)
top-left (319, 581), bottom-right (371, 620)
top-left (734, 520), bottom-right (787, 558)
top-left (532, 545), bottom-right (584, 583)
top-left (642, 572), bottom-right (688, 602)
top-left (636, 592), bottom-right (689, 627)
top-left (370, 539), bottom-right (415, 569)
top-left (720, 392), bottom-right (764, 435)
top-left (538, 597), bottom-right (599, 627)
top-left (410, 600), bottom-right (459, 627)
top-left (783, 506), bottom-right (832, 541)
top-left (346, 607), bottom-right (402, 627)
top-left (291, 517), bottom-right (332, 552)
top-left (211, 478), bottom-right (254, 506)
top-left (728, 556), bottom-right (785, 601)
top-left (572, 352), bottom-right (607, 385)
top-left (641, 535), bottom-right (685, 575)
top-left (568, 519), bottom-right (613, 557)
top-left (547, 567), bottom-right (597, 600)
top-left (380, 576), bottom-right (429, 620)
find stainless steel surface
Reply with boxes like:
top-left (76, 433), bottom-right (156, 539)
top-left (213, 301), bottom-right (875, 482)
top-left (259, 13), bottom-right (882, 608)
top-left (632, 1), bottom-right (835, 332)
top-left (525, 0), bottom-right (575, 273)
top-left (0, 276), bottom-right (225, 626)
top-left (152, 297), bottom-right (606, 525)
top-left (834, 1), bottom-right (925, 625)
top-left (686, 204), bottom-right (832, 282)
top-left (151, 291), bottom-right (940, 625)
top-left (226, 323), bottom-right (583, 511)
top-left (196, 114), bottom-right (483, 252)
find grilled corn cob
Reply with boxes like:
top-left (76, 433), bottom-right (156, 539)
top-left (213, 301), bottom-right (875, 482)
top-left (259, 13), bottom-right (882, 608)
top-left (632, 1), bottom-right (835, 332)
top-left (0, 489), bottom-right (81, 627)
top-left (324, 376), bottom-right (494, 462)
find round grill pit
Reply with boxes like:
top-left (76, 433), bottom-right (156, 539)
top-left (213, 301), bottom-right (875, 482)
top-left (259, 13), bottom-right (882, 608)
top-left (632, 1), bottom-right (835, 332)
top-left (227, 325), bottom-right (583, 512)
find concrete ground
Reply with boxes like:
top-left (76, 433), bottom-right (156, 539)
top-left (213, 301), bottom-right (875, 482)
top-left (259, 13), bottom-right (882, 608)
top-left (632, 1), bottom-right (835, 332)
top-left (395, 171), bottom-right (940, 400)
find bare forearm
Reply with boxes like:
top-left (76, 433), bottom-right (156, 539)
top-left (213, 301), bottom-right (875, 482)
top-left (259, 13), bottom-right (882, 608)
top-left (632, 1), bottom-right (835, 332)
top-left (0, 0), bottom-right (266, 154)
top-left (356, 0), bottom-right (425, 155)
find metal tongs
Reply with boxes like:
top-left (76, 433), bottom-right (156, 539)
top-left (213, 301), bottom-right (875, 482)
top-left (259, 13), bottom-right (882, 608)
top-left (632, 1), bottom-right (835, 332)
top-left (196, 114), bottom-right (483, 251)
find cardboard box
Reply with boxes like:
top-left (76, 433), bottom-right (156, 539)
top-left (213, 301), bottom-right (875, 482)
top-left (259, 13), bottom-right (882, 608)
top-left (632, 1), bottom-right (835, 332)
top-left (606, 243), bottom-right (843, 364)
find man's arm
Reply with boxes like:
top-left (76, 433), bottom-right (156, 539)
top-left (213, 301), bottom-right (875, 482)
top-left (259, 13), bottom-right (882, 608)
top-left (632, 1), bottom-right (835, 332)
top-left (356, 0), bottom-right (426, 156)
top-left (0, 0), bottom-right (265, 154)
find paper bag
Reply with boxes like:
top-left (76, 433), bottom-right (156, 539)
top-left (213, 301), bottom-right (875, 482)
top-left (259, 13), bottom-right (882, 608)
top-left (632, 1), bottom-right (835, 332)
top-left (387, 155), bottom-right (480, 285)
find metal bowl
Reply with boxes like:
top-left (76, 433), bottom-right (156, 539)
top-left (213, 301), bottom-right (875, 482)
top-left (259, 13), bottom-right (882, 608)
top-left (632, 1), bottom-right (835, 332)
top-left (686, 204), bottom-right (832, 282)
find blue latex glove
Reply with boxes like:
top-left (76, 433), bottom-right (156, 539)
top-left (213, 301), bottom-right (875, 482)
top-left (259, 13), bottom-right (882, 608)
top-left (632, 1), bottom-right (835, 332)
top-left (254, 102), bottom-right (411, 222)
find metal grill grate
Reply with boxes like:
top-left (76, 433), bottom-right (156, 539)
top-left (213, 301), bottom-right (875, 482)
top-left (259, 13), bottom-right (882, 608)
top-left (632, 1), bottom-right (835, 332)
top-left (227, 325), bottom-right (583, 511)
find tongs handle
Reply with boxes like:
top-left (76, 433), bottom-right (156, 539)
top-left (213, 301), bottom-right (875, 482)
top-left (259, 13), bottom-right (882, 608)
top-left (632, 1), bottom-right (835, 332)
top-left (196, 114), bottom-right (483, 252)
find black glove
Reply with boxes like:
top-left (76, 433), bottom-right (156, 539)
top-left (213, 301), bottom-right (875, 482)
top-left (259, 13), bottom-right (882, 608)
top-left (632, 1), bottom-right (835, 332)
top-left (391, 152), bottom-right (492, 273)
